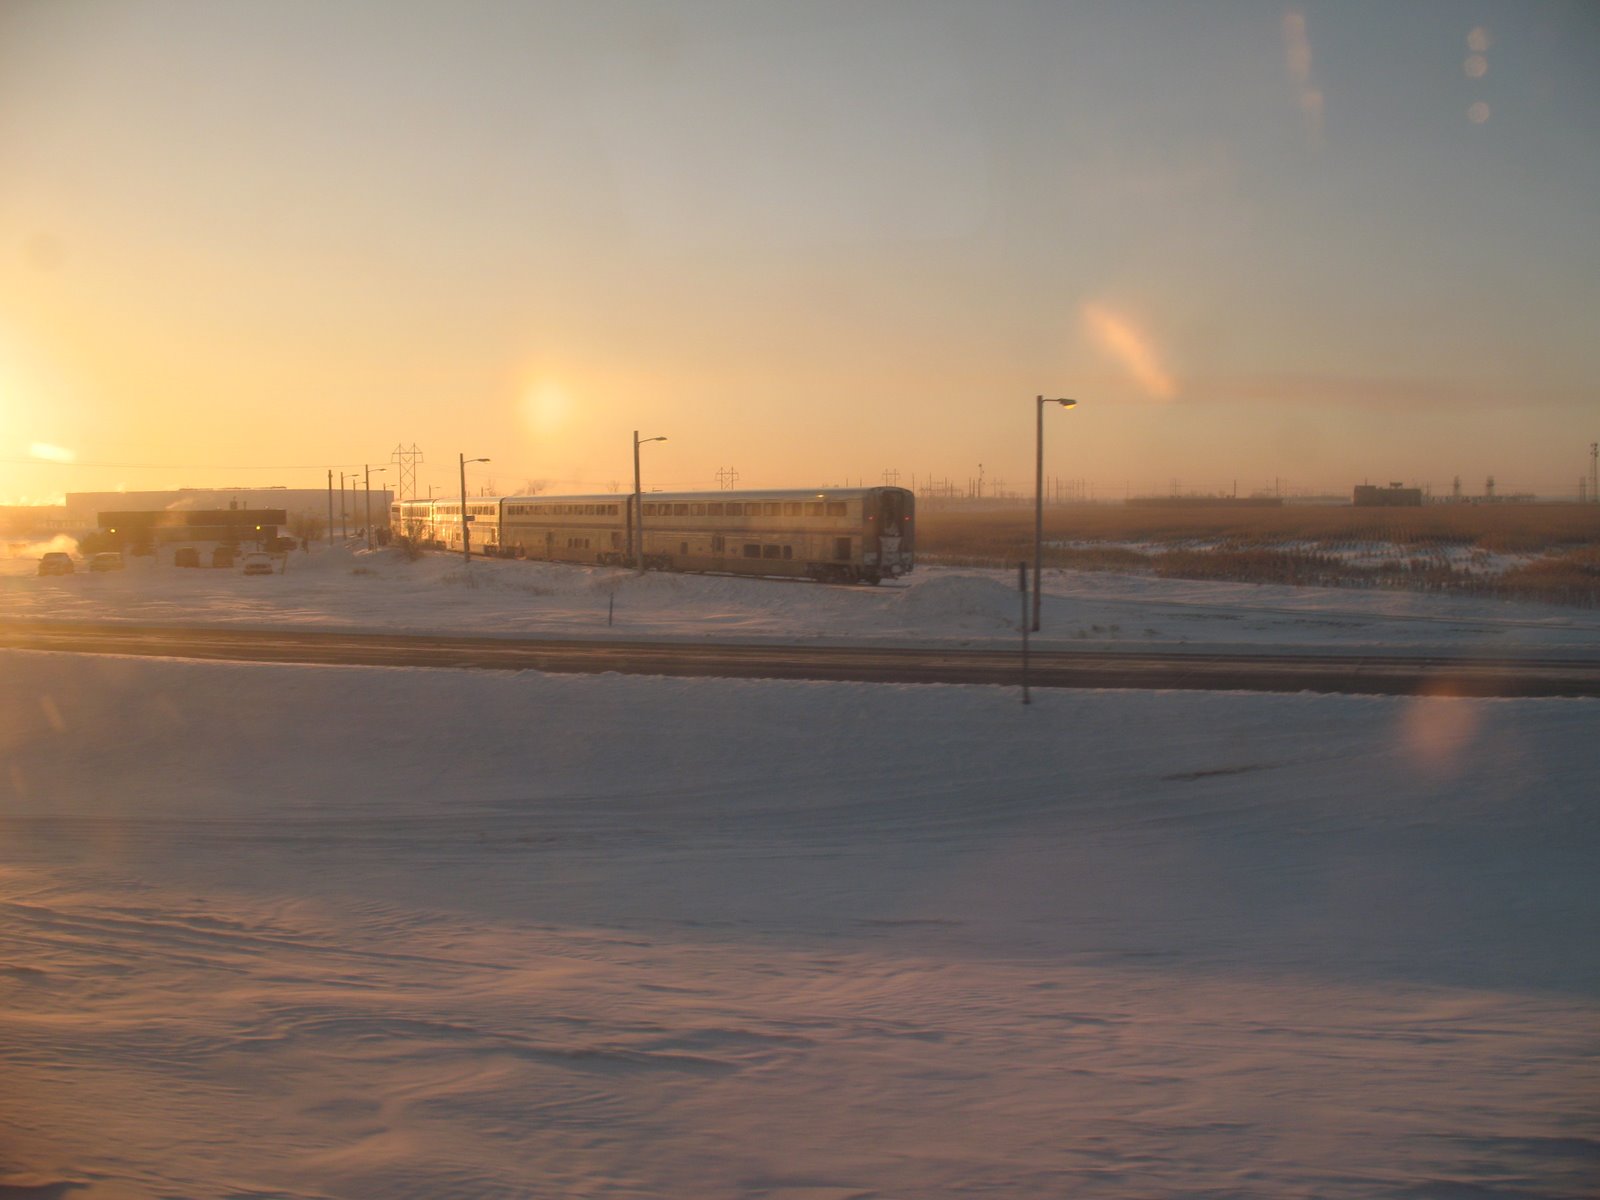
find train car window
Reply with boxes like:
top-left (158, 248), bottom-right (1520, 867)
top-left (691, 503), bottom-right (705, 516)
top-left (711, 535), bottom-right (725, 552)
top-left (642, 504), bottom-right (655, 516)
top-left (805, 502), bottom-right (823, 515)
top-left (607, 505), bottom-right (618, 515)
top-left (834, 537), bottom-right (851, 560)
top-left (680, 541), bottom-right (689, 554)
top-left (707, 503), bottom-right (724, 516)
top-left (743, 544), bottom-right (761, 558)
top-left (724, 503), bottom-right (742, 516)
top-left (673, 503), bottom-right (689, 516)
top-left (782, 545), bottom-right (793, 559)
top-left (826, 502), bottom-right (847, 517)
top-left (763, 502), bottom-right (780, 516)
top-left (784, 502), bottom-right (801, 516)
top-left (762, 544), bottom-right (782, 559)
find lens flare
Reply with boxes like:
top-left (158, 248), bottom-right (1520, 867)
top-left (1400, 686), bottom-right (1480, 780)
top-left (30, 442), bottom-right (75, 463)
top-left (1081, 304), bottom-right (1177, 400)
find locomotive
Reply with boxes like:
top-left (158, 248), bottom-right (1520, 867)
top-left (392, 486), bottom-right (914, 584)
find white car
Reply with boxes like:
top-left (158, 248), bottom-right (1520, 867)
top-left (241, 553), bottom-right (276, 576)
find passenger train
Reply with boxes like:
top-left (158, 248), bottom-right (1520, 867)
top-left (391, 486), bottom-right (915, 583)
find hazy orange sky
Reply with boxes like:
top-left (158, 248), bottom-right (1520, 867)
top-left (1, 0), bottom-right (1596, 503)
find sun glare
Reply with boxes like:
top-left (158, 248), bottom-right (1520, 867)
top-left (519, 379), bottom-right (575, 438)
top-left (30, 442), bottom-right (76, 463)
top-left (1080, 304), bottom-right (1178, 400)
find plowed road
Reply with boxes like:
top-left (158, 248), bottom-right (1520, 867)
top-left (4, 620), bottom-right (1599, 697)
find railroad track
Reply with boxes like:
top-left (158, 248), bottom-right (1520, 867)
top-left (4, 619), bottom-right (1599, 697)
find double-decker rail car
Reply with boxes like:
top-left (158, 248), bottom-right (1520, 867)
top-left (393, 486), bottom-right (914, 583)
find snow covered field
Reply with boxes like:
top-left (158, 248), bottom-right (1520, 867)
top-left (2, 650), bottom-right (1596, 1199)
top-left (5, 541), bottom-right (1600, 657)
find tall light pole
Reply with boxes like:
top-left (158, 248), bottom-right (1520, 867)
top-left (459, 453), bottom-right (489, 564)
top-left (633, 430), bottom-right (667, 574)
top-left (1034, 395), bottom-right (1078, 632)
top-left (364, 466), bottom-right (386, 551)
top-left (338, 471), bottom-right (347, 538)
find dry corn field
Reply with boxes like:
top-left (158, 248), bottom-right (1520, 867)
top-left (918, 504), bottom-right (1600, 607)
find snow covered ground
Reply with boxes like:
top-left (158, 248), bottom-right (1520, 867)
top-left (4, 540), bottom-right (1599, 657)
top-left (2, 651), bottom-right (1596, 1199)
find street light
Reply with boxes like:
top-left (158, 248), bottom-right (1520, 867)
top-left (1034, 395), bottom-right (1078, 632)
top-left (632, 430), bottom-right (667, 574)
top-left (459, 453), bottom-right (490, 564)
top-left (364, 466), bottom-right (387, 551)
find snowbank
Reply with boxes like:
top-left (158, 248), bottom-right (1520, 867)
top-left (4, 541), bottom-right (1598, 656)
top-left (3, 651), bottom-right (1595, 1198)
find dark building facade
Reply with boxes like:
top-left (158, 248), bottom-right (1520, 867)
top-left (1353, 484), bottom-right (1423, 507)
top-left (98, 509), bottom-right (287, 550)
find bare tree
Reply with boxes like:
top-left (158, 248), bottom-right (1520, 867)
top-left (287, 512), bottom-right (326, 549)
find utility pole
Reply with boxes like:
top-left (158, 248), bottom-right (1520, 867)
top-left (882, 468), bottom-right (900, 486)
top-left (633, 430), bottom-right (668, 572)
top-left (326, 470), bottom-right (334, 546)
top-left (716, 466), bottom-right (740, 490)
top-left (338, 471), bottom-right (346, 538)
top-left (1590, 442), bottom-right (1598, 504)
top-left (363, 467), bottom-right (385, 551)
top-left (458, 453), bottom-right (489, 563)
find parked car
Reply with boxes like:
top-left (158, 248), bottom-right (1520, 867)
top-left (38, 551), bottom-right (75, 575)
top-left (212, 545), bottom-right (237, 568)
top-left (174, 547), bottom-right (201, 568)
top-left (89, 552), bottom-right (125, 572)
top-left (242, 552), bottom-right (276, 576)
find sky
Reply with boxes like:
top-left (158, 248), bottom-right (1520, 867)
top-left (0, 0), bottom-right (1596, 503)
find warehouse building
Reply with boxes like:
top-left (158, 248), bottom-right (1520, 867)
top-left (65, 487), bottom-right (391, 530)
top-left (1353, 483), bottom-right (1424, 507)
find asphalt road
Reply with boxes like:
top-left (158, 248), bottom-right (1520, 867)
top-left (4, 619), bottom-right (1599, 697)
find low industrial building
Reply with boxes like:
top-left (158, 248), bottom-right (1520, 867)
top-left (1353, 484), bottom-right (1423, 507)
top-left (97, 509), bottom-right (288, 552)
top-left (66, 487), bottom-right (391, 531)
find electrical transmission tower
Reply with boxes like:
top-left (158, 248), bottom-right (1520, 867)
top-left (716, 467), bottom-right (740, 490)
top-left (882, 468), bottom-right (901, 486)
top-left (391, 443), bottom-right (424, 503)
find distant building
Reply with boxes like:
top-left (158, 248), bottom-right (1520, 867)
top-left (65, 487), bottom-right (390, 531)
top-left (1353, 483), bottom-right (1423, 507)
top-left (1125, 496), bottom-right (1284, 508)
top-left (0, 505), bottom-right (72, 536)
top-left (97, 509), bottom-right (288, 551)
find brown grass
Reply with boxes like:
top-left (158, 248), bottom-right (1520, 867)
top-left (918, 505), bottom-right (1600, 606)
